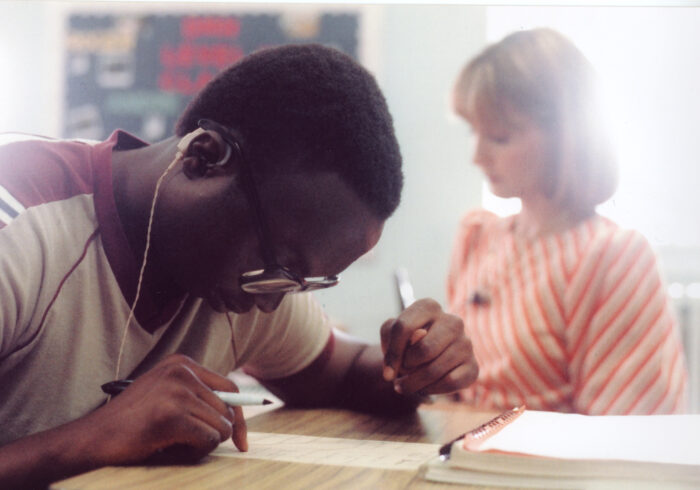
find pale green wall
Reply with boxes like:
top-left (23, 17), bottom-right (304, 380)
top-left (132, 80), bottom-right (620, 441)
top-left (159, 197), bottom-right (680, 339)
top-left (314, 5), bottom-right (486, 340)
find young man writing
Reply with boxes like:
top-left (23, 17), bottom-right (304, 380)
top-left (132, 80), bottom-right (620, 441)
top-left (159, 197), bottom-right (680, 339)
top-left (0, 44), bottom-right (477, 487)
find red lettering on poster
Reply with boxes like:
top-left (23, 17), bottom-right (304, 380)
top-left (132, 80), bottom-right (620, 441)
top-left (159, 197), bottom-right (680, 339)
top-left (158, 16), bottom-right (244, 96)
top-left (158, 69), bottom-right (217, 95)
top-left (160, 43), bottom-right (244, 69)
top-left (181, 16), bottom-right (241, 40)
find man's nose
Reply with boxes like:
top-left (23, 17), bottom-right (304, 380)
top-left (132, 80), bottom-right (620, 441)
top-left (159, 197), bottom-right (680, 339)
top-left (255, 293), bottom-right (286, 313)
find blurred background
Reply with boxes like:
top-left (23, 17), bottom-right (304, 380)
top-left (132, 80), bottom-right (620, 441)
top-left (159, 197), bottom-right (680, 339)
top-left (2, 1), bottom-right (700, 407)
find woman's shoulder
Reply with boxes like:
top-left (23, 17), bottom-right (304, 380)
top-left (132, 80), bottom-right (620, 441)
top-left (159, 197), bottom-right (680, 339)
top-left (458, 208), bottom-right (504, 231)
top-left (454, 209), bottom-right (508, 260)
top-left (454, 209), bottom-right (505, 246)
top-left (580, 215), bottom-right (654, 258)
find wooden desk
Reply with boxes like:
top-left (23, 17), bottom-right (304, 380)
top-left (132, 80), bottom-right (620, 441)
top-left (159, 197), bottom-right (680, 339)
top-left (53, 403), bottom-right (500, 490)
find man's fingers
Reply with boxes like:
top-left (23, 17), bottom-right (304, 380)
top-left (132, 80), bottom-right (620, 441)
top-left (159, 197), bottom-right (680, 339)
top-left (410, 328), bottom-right (428, 345)
top-left (174, 354), bottom-right (239, 393)
top-left (402, 314), bottom-right (466, 370)
top-left (393, 341), bottom-right (478, 395)
top-left (156, 354), bottom-right (243, 448)
top-left (186, 394), bottom-right (234, 443)
top-left (230, 405), bottom-right (248, 452)
top-left (421, 362), bottom-right (479, 395)
top-left (382, 318), bottom-right (412, 381)
top-left (177, 416), bottom-right (226, 460)
top-left (380, 318), bottom-right (395, 356)
top-left (381, 299), bottom-right (441, 381)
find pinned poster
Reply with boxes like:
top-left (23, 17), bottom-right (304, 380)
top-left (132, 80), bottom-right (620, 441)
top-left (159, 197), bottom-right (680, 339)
top-left (64, 10), bottom-right (360, 141)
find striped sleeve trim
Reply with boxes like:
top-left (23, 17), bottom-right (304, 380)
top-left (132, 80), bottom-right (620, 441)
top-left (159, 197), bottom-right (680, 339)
top-left (0, 183), bottom-right (26, 225)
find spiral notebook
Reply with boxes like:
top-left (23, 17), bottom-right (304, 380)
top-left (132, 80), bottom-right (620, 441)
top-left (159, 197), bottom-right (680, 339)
top-left (421, 407), bottom-right (700, 489)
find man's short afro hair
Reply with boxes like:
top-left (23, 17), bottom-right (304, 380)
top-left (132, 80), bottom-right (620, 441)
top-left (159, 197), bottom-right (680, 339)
top-left (176, 43), bottom-right (403, 220)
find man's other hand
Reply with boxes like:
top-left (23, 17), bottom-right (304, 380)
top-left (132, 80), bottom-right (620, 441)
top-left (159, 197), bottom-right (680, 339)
top-left (380, 298), bottom-right (478, 396)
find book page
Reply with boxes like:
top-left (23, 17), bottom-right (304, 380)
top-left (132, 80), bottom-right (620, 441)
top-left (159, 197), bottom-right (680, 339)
top-left (476, 411), bottom-right (700, 466)
top-left (213, 432), bottom-right (439, 471)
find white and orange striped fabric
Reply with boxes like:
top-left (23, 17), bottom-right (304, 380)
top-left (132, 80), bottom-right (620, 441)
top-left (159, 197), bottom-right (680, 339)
top-left (447, 209), bottom-right (688, 415)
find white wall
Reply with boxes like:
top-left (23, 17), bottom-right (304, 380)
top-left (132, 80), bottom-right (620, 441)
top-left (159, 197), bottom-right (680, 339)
top-left (0, 2), bottom-right (58, 136)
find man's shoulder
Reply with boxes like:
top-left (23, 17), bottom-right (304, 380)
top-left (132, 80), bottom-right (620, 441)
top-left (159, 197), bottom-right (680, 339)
top-left (0, 135), bottom-right (101, 220)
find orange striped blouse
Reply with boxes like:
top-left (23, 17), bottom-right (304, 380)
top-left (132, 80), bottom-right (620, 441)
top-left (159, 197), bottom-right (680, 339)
top-left (447, 209), bottom-right (688, 414)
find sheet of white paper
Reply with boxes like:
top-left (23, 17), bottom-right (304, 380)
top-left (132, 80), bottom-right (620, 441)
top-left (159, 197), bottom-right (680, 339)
top-left (478, 411), bottom-right (700, 466)
top-left (213, 432), bottom-right (439, 471)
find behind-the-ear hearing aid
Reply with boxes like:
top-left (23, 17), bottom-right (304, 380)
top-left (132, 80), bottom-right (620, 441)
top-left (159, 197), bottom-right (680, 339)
top-left (176, 127), bottom-right (205, 158)
top-left (176, 127), bottom-right (232, 167)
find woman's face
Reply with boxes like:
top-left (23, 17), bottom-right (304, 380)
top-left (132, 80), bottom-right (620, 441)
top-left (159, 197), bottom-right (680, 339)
top-left (461, 106), bottom-right (553, 201)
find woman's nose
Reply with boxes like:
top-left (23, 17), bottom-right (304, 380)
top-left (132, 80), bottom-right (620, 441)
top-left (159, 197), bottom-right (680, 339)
top-left (472, 137), bottom-right (491, 167)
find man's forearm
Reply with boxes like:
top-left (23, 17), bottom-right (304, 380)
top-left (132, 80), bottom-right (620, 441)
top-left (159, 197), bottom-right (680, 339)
top-left (334, 344), bottom-right (424, 414)
top-left (0, 416), bottom-right (102, 488)
top-left (261, 335), bottom-right (424, 414)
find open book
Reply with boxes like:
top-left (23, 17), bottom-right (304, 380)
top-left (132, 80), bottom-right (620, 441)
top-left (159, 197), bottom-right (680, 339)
top-left (420, 407), bottom-right (700, 489)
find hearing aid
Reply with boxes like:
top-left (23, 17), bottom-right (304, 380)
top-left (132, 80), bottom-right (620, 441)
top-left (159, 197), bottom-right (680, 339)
top-left (176, 127), bottom-right (205, 158)
top-left (176, 127), bottom-right (232, 167)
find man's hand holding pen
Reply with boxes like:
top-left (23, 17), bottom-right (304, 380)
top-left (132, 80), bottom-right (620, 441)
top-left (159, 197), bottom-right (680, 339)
top-left (86, 354), bottom-right (247, 465)
top-left (380, 298), bottom-right (478, 396)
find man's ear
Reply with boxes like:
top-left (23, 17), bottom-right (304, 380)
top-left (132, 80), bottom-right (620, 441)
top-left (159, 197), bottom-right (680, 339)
top-left (179, 129), bottom-right (234, 179)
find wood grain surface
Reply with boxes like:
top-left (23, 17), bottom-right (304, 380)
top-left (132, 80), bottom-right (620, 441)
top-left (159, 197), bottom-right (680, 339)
top-left (52, 401), bottom-right (502, 490)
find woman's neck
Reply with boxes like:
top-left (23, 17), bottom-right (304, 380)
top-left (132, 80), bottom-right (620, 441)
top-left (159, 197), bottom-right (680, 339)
top-left (515, 195), bottom-right (593, 240)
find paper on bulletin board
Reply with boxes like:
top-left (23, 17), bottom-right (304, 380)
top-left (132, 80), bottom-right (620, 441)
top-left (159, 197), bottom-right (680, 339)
top-left (213, 432), bottom-right (439, 471)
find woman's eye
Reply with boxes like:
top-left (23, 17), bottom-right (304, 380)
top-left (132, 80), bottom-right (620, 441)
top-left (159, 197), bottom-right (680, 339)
top-left (489, 135), bottom-right (509, 144)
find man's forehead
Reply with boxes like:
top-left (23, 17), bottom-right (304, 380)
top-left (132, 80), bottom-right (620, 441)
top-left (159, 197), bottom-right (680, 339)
top-left (299, 218), bottom-right (383, 277)
top-left (261, 171), bottom-right (369, 217)
top-left (260, 172), bottom-right (384, 273)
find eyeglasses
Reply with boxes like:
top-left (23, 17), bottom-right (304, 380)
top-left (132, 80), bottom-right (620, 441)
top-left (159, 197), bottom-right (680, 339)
top-left (197, 119), bottom-right (339, 294)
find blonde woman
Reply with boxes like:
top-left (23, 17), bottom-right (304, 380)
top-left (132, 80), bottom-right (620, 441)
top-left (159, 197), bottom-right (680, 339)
top-left (448, 28), bottom-right (688, 414)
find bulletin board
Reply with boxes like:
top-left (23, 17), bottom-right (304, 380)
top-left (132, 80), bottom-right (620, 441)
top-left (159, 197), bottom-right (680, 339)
top-left (63, 11), bottom-right (360, 141)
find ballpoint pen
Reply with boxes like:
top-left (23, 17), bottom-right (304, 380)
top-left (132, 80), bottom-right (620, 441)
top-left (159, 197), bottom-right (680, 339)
top-left (101, 379), bottom-right (273, 406)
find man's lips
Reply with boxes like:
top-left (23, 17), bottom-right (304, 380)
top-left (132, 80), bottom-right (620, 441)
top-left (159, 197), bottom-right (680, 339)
top-left (205, 289), bottom-right (227, 313)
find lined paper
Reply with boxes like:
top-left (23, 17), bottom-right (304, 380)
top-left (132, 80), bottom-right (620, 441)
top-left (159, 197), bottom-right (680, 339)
top-left (213, 432), bottom-right (439, 470)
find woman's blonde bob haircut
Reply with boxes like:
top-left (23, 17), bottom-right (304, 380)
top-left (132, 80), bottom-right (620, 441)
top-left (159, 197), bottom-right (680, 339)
top-left (453, 28), bottom-right (618, 214)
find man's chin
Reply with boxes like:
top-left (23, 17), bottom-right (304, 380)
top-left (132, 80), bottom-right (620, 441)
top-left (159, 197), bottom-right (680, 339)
top-left (225, 301), bottom-right (255, 314)
top-left (202, 292), bottom-right (245, 314)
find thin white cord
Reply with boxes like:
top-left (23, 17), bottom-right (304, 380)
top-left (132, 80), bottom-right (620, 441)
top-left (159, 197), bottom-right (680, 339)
top-left (112, 151), bottom-right (184, 387)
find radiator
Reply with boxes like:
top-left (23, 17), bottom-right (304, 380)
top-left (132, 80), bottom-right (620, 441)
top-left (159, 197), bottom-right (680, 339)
top-left (671, 284), bottom-right (700, 413)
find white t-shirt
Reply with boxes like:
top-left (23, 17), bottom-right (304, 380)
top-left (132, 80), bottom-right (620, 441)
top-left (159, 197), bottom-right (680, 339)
top-left (0, 132), bottom-right (331, 444)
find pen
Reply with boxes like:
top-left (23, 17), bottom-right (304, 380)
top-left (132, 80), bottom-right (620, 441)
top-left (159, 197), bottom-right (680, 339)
top-left (394, 266), bottom-right (416, 310)
top-left (101, 380), bottom-right (273, 406)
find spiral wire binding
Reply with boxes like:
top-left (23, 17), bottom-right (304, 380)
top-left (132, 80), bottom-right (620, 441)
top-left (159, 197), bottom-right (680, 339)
top-left (439, 405), bottom-right (526, 460)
